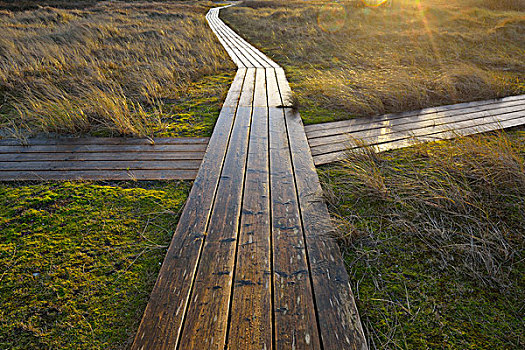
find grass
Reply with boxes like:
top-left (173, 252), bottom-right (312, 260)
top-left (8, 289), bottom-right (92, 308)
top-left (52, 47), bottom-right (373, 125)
top-left (320, 130), bottom-right (525, 349)
top-left (0, 2), bottom-right (228, 348)
top-left (222, 0), bottom-right (525, 124)
top-left (0, 1), bottom-right (235, 138)
top-left (0, 180), bottom-right (191, 349)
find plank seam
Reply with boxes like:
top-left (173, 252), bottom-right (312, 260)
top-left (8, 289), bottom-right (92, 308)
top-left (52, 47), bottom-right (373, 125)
top-left (271, 67), bottom-right (325, 350)
top-left (265, 68), bottom-right (277, 350)
top-left (223, 67), bottom-right (258, 350)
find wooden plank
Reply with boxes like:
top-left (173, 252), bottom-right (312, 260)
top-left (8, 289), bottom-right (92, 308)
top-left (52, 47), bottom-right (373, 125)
top-left (0, 151), bottom-right (205, 162)
top-left (207, 13), bottom-right (248, 67)
top-left (177, 68), bottom-right (256, 349)
top-left (210, 6), bottom-right (276, 68)
top-left (0, 143), bottom-right (207, 154)
top-left (313, 114), bottom-right (525, 166)
top-left (0, 137), bottom-right (209, 146)
top-left (131, 68), bottom-right (247, 350)
top-left (275, 67), bottom-right (368, 349)
top-left (374, 114), bottom-right (525, 153)
top-left (212, 18), bottom-right (262, 67)
top-left (267, 68), bottom-right (321, 349)
top-left (307, 99), bottom-right (525, 142)
top-left (310, 106), bottom-right (525, 156)
top-left (228, 68), bottom-right (272, 350)
top-left (0, 160), bottom-right (202, 171)
top-left (209, 13), bottom-right (258, 67)
top-left (0, 169), bottom-right (198, 181)
top-left (305, 94), bottom-right (525, 134)
top-left (215, 7), bottom-right (277, 68)
top-left (310, 107), bottom-right (525, 156)
top-left (216, 21), bottom-right (271, 68)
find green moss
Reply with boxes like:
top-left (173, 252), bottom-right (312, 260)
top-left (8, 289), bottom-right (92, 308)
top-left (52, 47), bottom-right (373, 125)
top-left (0, 181), bottom-right (190, 349)
top-left (156, 70), bottom-right (235, 138)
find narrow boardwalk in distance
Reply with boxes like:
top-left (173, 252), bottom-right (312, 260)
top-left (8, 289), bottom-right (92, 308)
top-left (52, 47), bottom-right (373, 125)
top-left (132, 5), bottom-right (367, 350)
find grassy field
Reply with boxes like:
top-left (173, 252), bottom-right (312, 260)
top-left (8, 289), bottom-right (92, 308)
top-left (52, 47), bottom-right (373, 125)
top-left (0, 2), bottom-right (226, 348)
top-left (0, 0), bottom-right (234, 138)
top-left (0, 181), bottom-right (190, 349)
top-left (320, 130), bottom-right (525, 349)
top-left (222, 0), bottom-right (525, 124)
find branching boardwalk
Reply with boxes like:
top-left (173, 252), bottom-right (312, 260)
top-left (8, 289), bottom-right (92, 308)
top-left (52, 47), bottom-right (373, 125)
top-left (132, 5), bottom-right (367, 350)
top-left (306, 95), bottom-right (525, 165)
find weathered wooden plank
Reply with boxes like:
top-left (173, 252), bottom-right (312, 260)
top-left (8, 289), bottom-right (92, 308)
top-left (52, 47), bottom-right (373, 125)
top-left (228, 68), bottom-right (272, 350)
top-left (307, 99), bottom-right (525, 142)
top-left (212, 18), bottom-right (262, 67)
top-left (305, 94), bottom-right (525, 134)
top-left (209, 12), bottom-right (258, 67)
top-left (0, 160), bottom-right (202, 171)
top-left (313, 114), bottom-right (525, 165)
top-left (131, 68), bottom-right (247, 350)
top-left (0, 137), bottom-right (209, 146)
top-left (209, 6), bottom-right (276, 68)
top-left (0, 143), bottom-right (207, 154)
top-left (177, 68), bottom-right (256, 349)
top-left (275, 67), bottom-right (368, 349)
top-left (310, 107), bottom-right (525, 156)
top-left (374, 114), bottom-right (525, 153)
top-left (267, 68), bottom-right (321, 349)
top-left (208, 13), bottom-right (250, 67)
top-left (0, 169), bottom-right (198, 181)
top-left (216, 19), bottom-right (273, 68)
top-left (0, 151), bottom-right (205, 162)
top-left (215, 7), bottom-right (277, 68)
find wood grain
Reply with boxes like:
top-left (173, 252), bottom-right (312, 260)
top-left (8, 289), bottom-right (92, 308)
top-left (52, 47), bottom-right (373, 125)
top-left (131, 68), bottom-right (247, 350)
top-left (228, 68), bottom-right (272, 350)
top-left (267, 68), bottom-right (321, 350)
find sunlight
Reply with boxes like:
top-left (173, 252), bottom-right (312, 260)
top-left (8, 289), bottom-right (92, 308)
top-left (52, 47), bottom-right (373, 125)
top-left (362, 0), bottom-right (389, 7)
top-left (413, 0), bottom-right (458, 100)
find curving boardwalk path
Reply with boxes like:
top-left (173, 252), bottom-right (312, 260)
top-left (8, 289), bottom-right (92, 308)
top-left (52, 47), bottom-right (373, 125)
top-left (132, 5), bottom-right (367, 350)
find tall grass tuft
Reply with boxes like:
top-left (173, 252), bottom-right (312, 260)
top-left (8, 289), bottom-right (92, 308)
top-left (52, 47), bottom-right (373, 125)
top-left (323, 131), bottom-right (525, 288)
top-left (0, 1), bottom-right (234, 137)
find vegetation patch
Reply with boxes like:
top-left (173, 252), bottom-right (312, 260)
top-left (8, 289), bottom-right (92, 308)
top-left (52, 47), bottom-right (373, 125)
top-left (222, 0), bottom-right (525, 124)
top-left (320, 130), bottom-right (525, 349)
top-left (0, 1), bottom-right (235, 138)
top-left (158, 70), bottom-right (234, 137)
top-left (0, 181), bottom-right (190, 349)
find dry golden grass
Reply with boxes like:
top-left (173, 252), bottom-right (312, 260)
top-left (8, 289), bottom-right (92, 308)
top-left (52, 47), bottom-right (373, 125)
top-left (222, 0), bottom-right (525, 124)
top-left (0, 1), bottom-right (234, 137)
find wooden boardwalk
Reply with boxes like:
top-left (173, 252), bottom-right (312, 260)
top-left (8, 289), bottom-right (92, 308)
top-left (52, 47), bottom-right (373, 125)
top-left (306, 95), bottom-right (525, 165)
top-left (0, 137), bottom-right (208, 181)
top-left (132, 5), bottom-right (367, 350)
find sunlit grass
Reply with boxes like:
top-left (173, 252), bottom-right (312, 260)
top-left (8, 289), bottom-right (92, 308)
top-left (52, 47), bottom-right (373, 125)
top-left (222, 0), bottom-right (524, 124)
top-left (0, 1), bottom-right (235, 138)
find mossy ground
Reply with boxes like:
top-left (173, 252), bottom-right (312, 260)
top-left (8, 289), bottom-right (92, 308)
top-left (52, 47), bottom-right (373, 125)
top-left (320, 131), bottom-right (525, 349)
top-left (157, 70), bottom-right (234, 138)
top-left (0, 181), bottom-right (190, 349)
